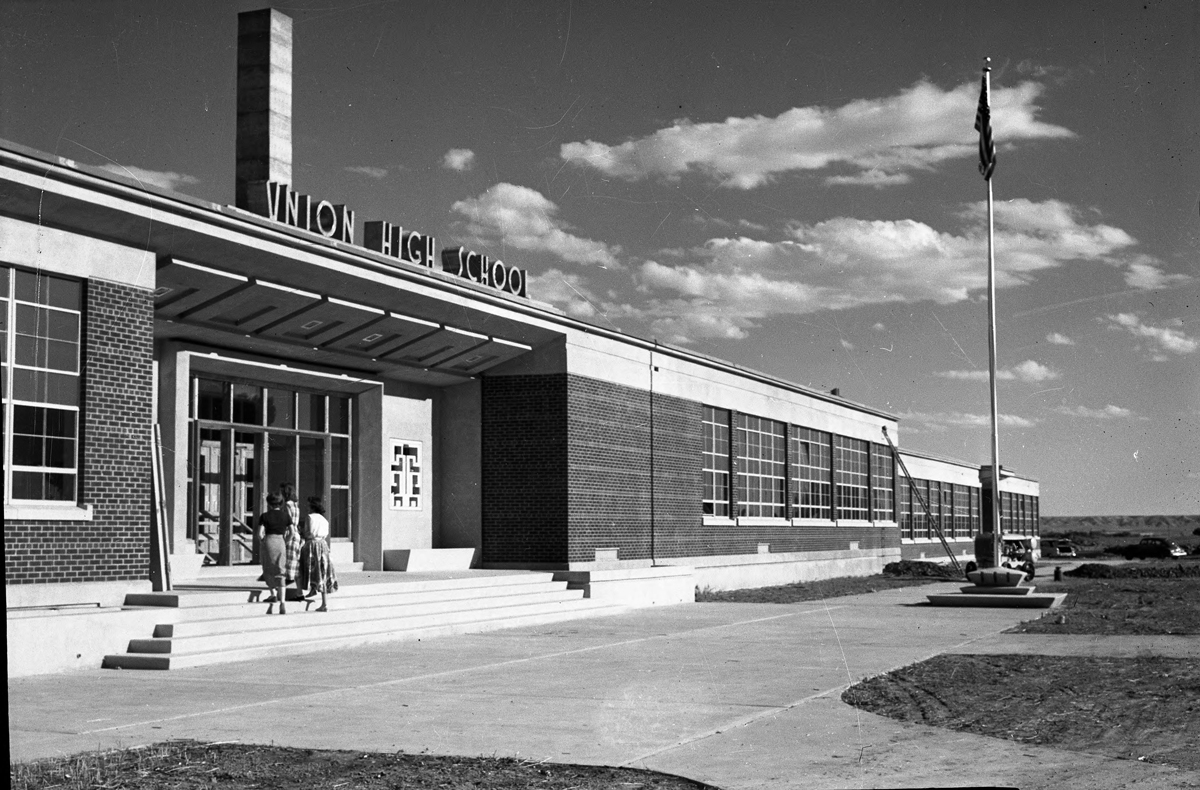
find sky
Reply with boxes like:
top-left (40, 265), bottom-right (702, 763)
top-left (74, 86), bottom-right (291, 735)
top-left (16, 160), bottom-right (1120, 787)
top-left (2, 0), bottom-right (1198, 516)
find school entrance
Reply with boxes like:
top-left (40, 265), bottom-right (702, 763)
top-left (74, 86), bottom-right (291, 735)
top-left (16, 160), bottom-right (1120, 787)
top-left (188, 376), bottom-right (352, 566)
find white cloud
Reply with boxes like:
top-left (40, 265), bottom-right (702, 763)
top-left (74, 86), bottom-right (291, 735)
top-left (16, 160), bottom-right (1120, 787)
top-left (345, 165), bottom-right (388, 179)
top-left (450, 183), bottom-right (620, 267)
top-left (899, 410), bottom-right (1038, 430)
top-left (560, 79), bottom-right (1073, 189)
top-left (1105, 313), bottom-right (1198, 357)
top-left (1123, 259), bottom-right (1191, 290)
top-left (936, 359), bottom-right (1059, 383)
top-left (98, 164), bottom-right (199, 191)
top-left (1052, 404), bottom-right (1135, 420)
top-left (1046, 332), bottom-right (1075, 346)
top-left (634, 199), bottom-right (1137, 339)
top-left (443, 148), bottom-right (476, 172)
top-left (528, 268), bottom-right (602, 319)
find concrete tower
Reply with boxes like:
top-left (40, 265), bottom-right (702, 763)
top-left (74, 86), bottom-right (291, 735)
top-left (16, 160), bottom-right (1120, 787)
top-left (235, 8), bottom-right (293, 213)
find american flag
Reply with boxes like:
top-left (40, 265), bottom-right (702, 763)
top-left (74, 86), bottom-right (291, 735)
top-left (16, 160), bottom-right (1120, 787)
top-left (975, 70), bottom-right (996, 180)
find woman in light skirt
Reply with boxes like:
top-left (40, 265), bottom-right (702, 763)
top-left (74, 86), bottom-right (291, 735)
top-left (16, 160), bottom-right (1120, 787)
top-left (298, 496), bottom-right (338, 611)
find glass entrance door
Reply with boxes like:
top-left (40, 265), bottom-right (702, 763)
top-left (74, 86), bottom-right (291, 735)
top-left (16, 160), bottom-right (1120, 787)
top-left (189, 377), bottom-right (353, 563)
top-left (194, 428), bottom-right (263, 566)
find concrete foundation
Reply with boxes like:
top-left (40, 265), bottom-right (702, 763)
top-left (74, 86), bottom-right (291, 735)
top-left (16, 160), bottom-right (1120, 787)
top-left (661, 547), bottom-right (902, 592)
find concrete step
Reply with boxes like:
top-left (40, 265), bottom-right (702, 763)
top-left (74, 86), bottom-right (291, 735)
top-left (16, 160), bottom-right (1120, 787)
top-left (104, 600), bottom-right (625, 670)
top-left (153, 588), bottom-right (587, 637)
top-left (103, 571), bottom-right (629, 671)
top-left (128, 572), bottom-right (562, 608)
top-left (130, 579), bottom-right (572, 622)
top-left (127, 595), bottom-right (593, 654)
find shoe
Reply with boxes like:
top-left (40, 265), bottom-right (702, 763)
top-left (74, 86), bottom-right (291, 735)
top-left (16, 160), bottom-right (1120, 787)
top-left (315, 605), bottom-right (327, 612)
top-left (266, 604), bottom-right (274, 615)
top-left (279, 605), bottom-right (287, 615)
top-left (263, 596), bottom-right (279, 604)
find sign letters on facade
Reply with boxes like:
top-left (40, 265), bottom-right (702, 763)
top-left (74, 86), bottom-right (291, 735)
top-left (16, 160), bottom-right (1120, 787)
top-left (253, 181), bottom-right (529, 298)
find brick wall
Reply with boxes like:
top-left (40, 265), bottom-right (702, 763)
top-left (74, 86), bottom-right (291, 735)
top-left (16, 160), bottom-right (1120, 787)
top-left (4, 279), bottom-right (154, 584)
top-left (565, 378), bottom-right (703, 563)
top-left (480, 374), bottom-right (570, 564)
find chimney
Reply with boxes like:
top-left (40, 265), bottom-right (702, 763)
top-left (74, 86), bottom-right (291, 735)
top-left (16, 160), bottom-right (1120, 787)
top-left (236, 8), bottom-right (293, 212)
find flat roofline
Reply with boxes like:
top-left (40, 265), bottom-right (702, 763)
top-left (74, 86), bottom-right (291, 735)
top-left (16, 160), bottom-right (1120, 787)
top-left (898, 446), bottom-right (1038, 484)
top-left (0, 138), bottom-right (897, 422)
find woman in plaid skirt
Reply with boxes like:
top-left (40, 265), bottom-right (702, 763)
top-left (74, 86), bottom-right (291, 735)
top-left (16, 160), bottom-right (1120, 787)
top-left (280, 482), bottom-right (302, 587)
top-left (298, 496), bottom-right (338, 611)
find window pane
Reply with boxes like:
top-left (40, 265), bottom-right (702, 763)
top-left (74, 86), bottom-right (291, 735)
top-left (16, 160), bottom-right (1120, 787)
top-left (12, 369), bottom-right (79, 405)
top-left (331, 436), bottom-right (349, 486)
top-left (266, 388), bottom-right (294, 428)
top-left (197, 379), bottom-right (229, 421)
top-left (12, 471), bottom-right (75, 501)
top-left (232, 383), bottom-right (262, 425)
top-left (15, 304), bottom-right (79, 341)
top-left (12, 435), bottom-right (43, 465)
top-left (299, 435), bottom-right (325, 503)
top-left (328, 395), bottom-right (349, 434)
top-left (298, 393), bottom-right (325, 432)
top-left (14, 269), bottom-right (82, 309)
top-left (330, 488), bottom-right (350, 539)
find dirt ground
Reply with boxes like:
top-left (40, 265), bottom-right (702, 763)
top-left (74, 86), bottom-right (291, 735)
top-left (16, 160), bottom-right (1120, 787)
top-left (843, 566), bottom-right (1200, 773)
top-left (10, 742), bottom-right (715, 790)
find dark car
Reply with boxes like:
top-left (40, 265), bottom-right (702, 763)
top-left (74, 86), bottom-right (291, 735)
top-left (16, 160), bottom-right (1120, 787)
top-left (1043, 539), bottom-right (1077, 558)
top-left (1120, 537), bottom-right (1188, 560)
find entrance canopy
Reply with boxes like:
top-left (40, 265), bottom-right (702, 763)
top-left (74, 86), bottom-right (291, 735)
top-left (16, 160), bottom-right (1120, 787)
top-left (1, 141), bottom-right (563, 387)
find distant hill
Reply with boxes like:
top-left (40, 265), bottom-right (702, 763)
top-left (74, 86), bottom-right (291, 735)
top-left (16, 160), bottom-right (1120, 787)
top-left (1042, 515), bottom-right (1200, 539)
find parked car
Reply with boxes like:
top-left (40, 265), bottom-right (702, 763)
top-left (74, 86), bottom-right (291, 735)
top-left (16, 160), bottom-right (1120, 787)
top-left (1000, 535), bottom-right (1037, 580)
top-left (1119, 537), bottom-right (1188, 560)
top-left (1043, 539), bottom-right (1077, 558)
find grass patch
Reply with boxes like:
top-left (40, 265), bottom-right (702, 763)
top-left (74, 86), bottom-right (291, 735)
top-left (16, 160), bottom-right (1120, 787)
top-left (696, 562), bottom-right (959, 603)
top-left (843, 654), bottom-right (1200, 771)
top-left (844, 572), bottom-right (1200, 771)
top-left (1011, 573), bottom-right (1200, 635)
top-left (10, 741), bottom-right (715, 790)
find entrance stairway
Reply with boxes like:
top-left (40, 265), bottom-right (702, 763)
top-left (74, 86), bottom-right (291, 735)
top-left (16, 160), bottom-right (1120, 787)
top-left (102, 571), bottom-right (627, 670)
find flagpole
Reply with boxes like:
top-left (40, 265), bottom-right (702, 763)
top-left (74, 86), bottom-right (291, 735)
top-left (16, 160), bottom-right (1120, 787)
top-left (981, 58), bottom-right (1002, 543)
top-left (986, 143), bottom-right (1001, 540)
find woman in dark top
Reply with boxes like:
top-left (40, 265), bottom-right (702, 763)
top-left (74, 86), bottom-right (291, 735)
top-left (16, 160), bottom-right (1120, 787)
top-left (258, 492), bottom-right (292, 614)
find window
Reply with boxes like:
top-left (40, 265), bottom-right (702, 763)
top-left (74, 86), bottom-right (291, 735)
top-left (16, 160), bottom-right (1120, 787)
top-left (969, 486), bottom-right (980, 536)
top-left (702, 406), bottom-right (731, 517)
top-left (899, 476), bottom-right (913, 539)
top-left (2, 266), bottom-right (83, 503)
top-left (870, 443), bottom-right (894, 521)
top-left (940, 483), bottom-right (954, 538)
top-left (1001, 491), bottom-right (1014, 533)
top-left (834, 436), bottom-right (869, 520)
top-left (1032, 496), bottom-right (1039, 536)
top-left (736, 414), bottom-right (786, 517)
top-left (791, 426), bottom-right (831, 519)
top-left (953, 484), bottom-right (970, 539)
top-left (911, 478), bottom-right (929, 538)
top-left (927, 479), bottom-right (942, 536)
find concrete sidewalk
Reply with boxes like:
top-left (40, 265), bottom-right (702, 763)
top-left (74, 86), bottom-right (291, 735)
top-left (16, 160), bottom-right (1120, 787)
top-left (7, 581), bottom-right (1190, 789)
